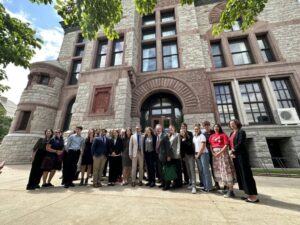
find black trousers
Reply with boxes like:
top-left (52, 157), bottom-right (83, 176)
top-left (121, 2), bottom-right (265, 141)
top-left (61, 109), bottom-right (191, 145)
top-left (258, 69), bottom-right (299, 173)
top-left (145, 151), bottom-right (156, 184)
top-left (181, 158), bottom-right (189, 183)
top-left (27, 150), bottom-right (45, 188)
top-left (103, 159), bottom-right (108, 177)
top-left (63, 150), bottom-right (80, 185)
top-left (173, 159), bottom-right (183, 187)
top-left (233, 154), bottom-right (258, 195)
top-left (155, 154), bottom-right (162, 181)
top-left (108, 156), bottom-right (122, 183)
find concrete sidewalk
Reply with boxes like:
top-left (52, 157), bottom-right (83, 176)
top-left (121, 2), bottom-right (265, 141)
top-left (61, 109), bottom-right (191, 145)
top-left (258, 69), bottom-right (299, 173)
top-left (0, 165), bottom-right (299, 225)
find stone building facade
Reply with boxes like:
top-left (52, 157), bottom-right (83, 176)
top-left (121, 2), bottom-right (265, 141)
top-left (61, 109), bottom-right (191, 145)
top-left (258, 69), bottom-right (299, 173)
top-left (1, 0), bottom-right (300, 167)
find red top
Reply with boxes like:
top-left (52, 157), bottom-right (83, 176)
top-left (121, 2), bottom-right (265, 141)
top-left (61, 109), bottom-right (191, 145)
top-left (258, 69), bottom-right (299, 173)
top-left (209, 133), bottom-right (229, 148)
top-left (229, 131), bottom-right (237, 150)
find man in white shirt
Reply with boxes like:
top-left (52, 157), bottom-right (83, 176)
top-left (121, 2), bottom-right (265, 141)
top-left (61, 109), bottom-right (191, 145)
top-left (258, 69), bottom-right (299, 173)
top-left (129, 125), bottom-right (144, 187)
top-left (193, 124), bottom-right (212, 192)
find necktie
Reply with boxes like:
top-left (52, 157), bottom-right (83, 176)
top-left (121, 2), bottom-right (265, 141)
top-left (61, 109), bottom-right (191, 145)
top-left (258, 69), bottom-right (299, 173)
top-left (156, 135), bottom-right (160, 152)
top-left (137, 134), bottom-right (140, 150)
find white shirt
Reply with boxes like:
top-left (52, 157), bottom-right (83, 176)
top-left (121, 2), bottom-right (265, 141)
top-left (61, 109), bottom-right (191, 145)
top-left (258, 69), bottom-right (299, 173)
top-left (193, 133), bottom-right (208, 153)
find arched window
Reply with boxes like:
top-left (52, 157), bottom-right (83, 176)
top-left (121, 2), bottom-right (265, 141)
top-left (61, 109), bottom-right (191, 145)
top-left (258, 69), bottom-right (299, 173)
top-left (63, 98), bottom-right (75, 131)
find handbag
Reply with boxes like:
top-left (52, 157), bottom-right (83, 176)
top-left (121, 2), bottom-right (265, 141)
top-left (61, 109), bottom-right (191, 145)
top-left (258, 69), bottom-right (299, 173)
top-left (163, 163), bottom-right (177, 181)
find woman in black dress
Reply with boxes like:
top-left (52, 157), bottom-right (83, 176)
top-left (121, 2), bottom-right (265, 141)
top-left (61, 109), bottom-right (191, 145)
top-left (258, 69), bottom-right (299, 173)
top-left (79, 129), bottom-right (95, 185)
top-left (120, 128), bottom-right (132, 185)
top-left (26, 129), bottom-right (53, 190)
top-left (229, 119), bottom-right (259, 203)
top-left (108, 129), bottom-right (123, 185)
top-left (41, 129), bottom-right (64, 187)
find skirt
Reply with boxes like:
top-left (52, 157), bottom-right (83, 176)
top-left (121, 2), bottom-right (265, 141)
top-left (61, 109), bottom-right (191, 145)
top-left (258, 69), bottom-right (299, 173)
top-left (41, 152), bottom-right (62, 171)
top-left (212, 148), bottom-right (236, 186)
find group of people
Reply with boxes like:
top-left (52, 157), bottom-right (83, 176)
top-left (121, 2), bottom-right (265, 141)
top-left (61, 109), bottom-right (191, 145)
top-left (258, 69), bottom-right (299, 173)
top-left (26, 119), bottom-right (259, 203)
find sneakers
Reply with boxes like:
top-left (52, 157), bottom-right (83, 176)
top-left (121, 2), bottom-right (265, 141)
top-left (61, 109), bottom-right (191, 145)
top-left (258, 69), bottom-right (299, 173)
top-left (224, 191), bottom-right (235, 198)
top-left (187, 185), bottom-right (193, 190)
top-left (192, 187), bottom-right (196, 194)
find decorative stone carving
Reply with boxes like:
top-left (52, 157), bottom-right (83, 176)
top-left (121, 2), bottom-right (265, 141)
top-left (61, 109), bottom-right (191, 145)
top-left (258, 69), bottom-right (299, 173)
top-left (92, 87), bottom-right (111, 114)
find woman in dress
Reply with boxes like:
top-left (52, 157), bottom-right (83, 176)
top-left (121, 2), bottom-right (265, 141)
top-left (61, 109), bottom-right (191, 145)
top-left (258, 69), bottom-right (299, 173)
top-left (79, 129), bottom-right (95, 185)
top-left (229, 119), bottom-right (259, 203)
top-left (143, 127), bottom-right (157, 187)
top-left (108, 129), bottom-right (123, 185)
top-left (180, 128), bottom-right (196, 194)
top-left (41, 129), bottom-right (64, 187)
top-left (120, 128), bottom-right (132, 185)
top-left (209, 124), bottom-right (236, 198)
top-left (26, 129), bottom-right (53, 190)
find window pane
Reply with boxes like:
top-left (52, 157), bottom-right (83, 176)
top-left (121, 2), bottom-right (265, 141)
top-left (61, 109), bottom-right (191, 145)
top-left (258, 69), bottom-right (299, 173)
top-left (114, 40), bottom-right (124, 52)
top-left (75, 46), bottom-right (84, 57)
top-left (73, 61), bottom-right (81, 73)
top-left (162, 108), bottom-right (172, 114)
top-left (163, 43), bottom-right (177, 56)
top-left (98, 42), bottom-right (108, 54)
top-left (232, 52), bottom-right (252, 65)
top-left (143, 59), bottom-right (156, 72)
top-left (96, 55), bottom-right (106, 68)
top-left (262, 50), bottom-right (274, 62)
top-left (161, 26), bottom-right (176, 37)
top-left (211, 43), bottom-right (222, 55)
top-left (143, 14), bottom-right (155, 25)
top-left (230, 40), bottom-right (247, 53)
top-left (18, 111), bottom-right (31, 130)
top-left (143, 46), bottom-right (156, 58)
top-left (213, 56), bottom-right (225, 68)
top-left (163, 55), bottom-right (178, 69)
top-left (77, 34), bottom-right (85, 43)
top-left (113, 53), bottom-right (123, 66)
top-left (152, 109), bottom-right (162, 115)
top-left (161, 11), bottom-right (175, 23)
top-left (162, 98), bottom-right (172, 106)
top-left (142, 29), bottom-right (156, 40)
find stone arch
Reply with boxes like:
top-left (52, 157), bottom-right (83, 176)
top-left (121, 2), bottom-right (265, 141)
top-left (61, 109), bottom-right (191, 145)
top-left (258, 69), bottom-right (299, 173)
top-left (131, 76), bottom-right (200, 117)
top-left (209, 2), bottom-right (227, 24)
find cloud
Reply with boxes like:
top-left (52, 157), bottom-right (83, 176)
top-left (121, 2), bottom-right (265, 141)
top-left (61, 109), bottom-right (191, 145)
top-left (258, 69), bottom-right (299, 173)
top-left (1, 9), bottom-right (63, 105)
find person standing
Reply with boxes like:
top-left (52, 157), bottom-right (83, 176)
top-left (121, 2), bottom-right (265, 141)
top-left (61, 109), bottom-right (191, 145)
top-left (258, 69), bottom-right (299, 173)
top-left (168, 125), bottom-right (182, 188)
top-left (202, 121), bottom-right (219, 190)
top-left (120, 128), bottom-right (132, 185)
top-left (41, 129), bottom-right (64, 187)
top-left (209, 124), bottom-right (236, 198)
top-left (193, 124), bottom-right (213, 192)
top-left (27, 129), bottom-right (53, 190)
top-left (79, 129), bottom-right (95, 186)
top-left (129, 125), bottom-right (144, 187)
top-left (91, 129), bottom-right (110, 188)
top-left (229, 119), bottom-right (259, 203)
top-left (180, 123), bottom-right (191, 185)
top-left (180, 128), bottom-right (196, 194)
top-left (108, 130), bottom-right (123, 186)
top-left (143, 127), bottom-right (157, 187)
top-left (63, 126), bottom-right (85, 188)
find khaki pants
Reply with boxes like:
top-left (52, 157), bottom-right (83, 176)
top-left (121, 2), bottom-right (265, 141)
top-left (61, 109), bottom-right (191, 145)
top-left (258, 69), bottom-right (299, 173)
top-left (93, 155), bottom-right (107, 185)
top-left (131, 151), bottom-right (144, 183)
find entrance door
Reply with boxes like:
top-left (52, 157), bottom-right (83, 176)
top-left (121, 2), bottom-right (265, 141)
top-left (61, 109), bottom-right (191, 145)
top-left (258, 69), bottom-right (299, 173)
top-left (151, 116), bottom-right (171, 132)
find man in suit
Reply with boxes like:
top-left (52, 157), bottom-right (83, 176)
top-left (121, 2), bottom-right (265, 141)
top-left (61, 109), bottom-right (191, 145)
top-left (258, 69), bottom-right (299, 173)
top-left (91, 129), bottom-right (110, 187)
top-left (155, 124), bottom-right (172, 190)
top-left (129, 125), bottom-right (144, 187)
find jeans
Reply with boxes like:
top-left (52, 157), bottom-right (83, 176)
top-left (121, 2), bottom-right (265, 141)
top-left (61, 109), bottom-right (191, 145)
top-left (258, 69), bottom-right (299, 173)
top-left (184, 154), bottom-right (196, 187)
top-left (197, 152), bottom-right (212, 191)
top-left (145, 151), bottom-right (156, 184)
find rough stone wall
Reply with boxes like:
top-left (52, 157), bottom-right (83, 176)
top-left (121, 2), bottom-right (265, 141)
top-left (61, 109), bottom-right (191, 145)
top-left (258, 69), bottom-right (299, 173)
top-left (177, 4), bottom-right (206, 69)
top-left (57, 31), bottom-right (77, 70)
top-left (19, 77), bottom-right (64, 108)
top-left (184, 113), bottom-right (215, 129)
top-left (30, 107), bottom-right (57, 134)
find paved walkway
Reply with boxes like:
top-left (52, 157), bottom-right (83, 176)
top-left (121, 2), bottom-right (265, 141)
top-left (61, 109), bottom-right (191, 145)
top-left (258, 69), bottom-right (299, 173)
top-left (0, 165), bottom-right (299, 225)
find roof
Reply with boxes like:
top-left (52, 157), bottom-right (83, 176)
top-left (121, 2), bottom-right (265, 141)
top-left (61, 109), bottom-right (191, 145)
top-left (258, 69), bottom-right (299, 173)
top-left (0, 96), bottom-right (17, 118)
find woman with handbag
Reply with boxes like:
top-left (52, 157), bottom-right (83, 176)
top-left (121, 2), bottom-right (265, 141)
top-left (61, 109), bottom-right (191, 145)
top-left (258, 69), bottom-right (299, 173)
top-left (229, 119), bottom-right (259, 203)
top-left (41, 129), bottom-right (64, 187)
top-left (209, 124), bottom-right (236, 198)
top-left (26, 129), bottom-right (53, 190)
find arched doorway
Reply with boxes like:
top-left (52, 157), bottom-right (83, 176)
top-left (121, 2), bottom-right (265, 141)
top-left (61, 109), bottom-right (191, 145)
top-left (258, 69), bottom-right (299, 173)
top-left (140, 93), bottom-right (183, 132)
top-left (63, 97), bottom-right (76, 131)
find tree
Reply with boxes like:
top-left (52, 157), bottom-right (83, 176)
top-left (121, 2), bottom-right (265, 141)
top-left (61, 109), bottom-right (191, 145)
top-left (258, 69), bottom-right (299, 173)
top-left (0, 3), bottom-right (42, 93)
top-left (0, 0), bottom-right (268, 92)
top-left (0, 105), bottom-right (12, 142)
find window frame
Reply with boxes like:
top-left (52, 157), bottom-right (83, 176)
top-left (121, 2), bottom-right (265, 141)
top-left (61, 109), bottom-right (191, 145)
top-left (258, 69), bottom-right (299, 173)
top-left (210, 41), bottom-right (226, 68)
top-left (256, 34), bottom-right (276, 63)
top-left (16, 111), bottom-right (31, 131)
top-left (162, 41), bottom-right (179, 70)
top-left (142, 43), bottom-right (157, 72)
top-left (229, 38), bottom-right (254, 66)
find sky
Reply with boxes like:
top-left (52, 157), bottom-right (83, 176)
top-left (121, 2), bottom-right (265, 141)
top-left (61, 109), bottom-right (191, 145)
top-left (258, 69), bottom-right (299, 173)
top-left (0, 0), bottom-right (64, 104)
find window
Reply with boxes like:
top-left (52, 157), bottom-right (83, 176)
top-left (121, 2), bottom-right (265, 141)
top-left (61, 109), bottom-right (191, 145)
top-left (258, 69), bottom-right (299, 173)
top-left (225, 19), bottom-right (242, 32)
top-left (69, 61), bottom-right (81, 85)
top-left (211, 42), bottom-right (225, 68)
top-left (77, 34), bottom-right (85, 43)
top-left (271, 78), bottom-right (297, 109)
top-left (38, 74), bottom-right (50, 85)
top-left (142, 44), bottom-right (157, 72)
top-left (161, 10), bottom-right (175, 23)
top-left (142, 28), bottom-right (156, 40)
top-left (162, 42), bottom-right (179, 69)
top-left (214, 84), bottom-right (238, 124)
top-left (112, 38), bottom-right (124, 66)
top-left (75, 46), bottom-right (85, 57)
top-left (229, 39), bottom-right (253, 65)
top-left (17, 111), bottom-right (31, 130)
top-left (143, 13), bottom-right (155, 25)
top-left (95, 40), bottom-right (108, 68)
top-left (239, 81), bottom-right (272, 124)
top-left (63, 98), bottom-right (75, 131)
top-left (257, 35), bottom-right (275, 62)
top-left (161, 25), bottom-right (176, 37)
